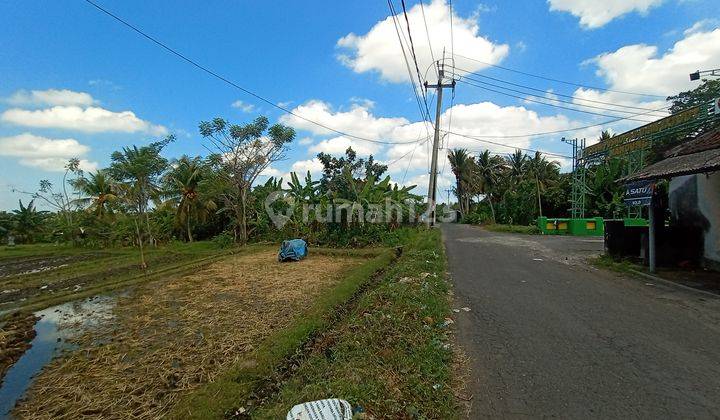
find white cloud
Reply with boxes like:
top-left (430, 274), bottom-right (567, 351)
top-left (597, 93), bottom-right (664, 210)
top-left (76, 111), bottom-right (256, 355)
top-left (1, 105), bottom-right (168, 135)
top-left (573, 27), bottom-right (720, 120)
top-left (310, 136), bottom-right (380, 156)
top-left (231, 100), bottom-right (256, 113)
top-left (548, 0), bottom-right (663, 29)
top-left (298, 137), bottom-right (314, 146)
top-left (336, 0), bottom-right (509, 83)
top-left (0, 133), bottom-right (97, 172)
top-left (290, 158), bottom-right (324, 176)
top-left (683, 19), bottom-right (719, 36)
top-left (279, 100), bottom-right (412, 144)
top-left (280, 97), bottom-right (583, 190)
top-left (5, 89), bottom-right (96, 107)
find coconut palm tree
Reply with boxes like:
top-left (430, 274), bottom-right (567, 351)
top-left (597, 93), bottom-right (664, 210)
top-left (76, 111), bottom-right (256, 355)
top-left (598, 130), bottom-right (613, 142)
top-left (507, 149), bottom-right (528, 179)
top-left (474, 150), bottom-right (506, 222)
top-left (72, 171), bottom-right (117, 217)
top-left (164, 156), bottom-right (216, 242)
top-left (527, 152), bottom-right (560, 217)
top-left (447, 148), bottom-right (475, 216)
top-left (108, 137), bottom-right (172, 247)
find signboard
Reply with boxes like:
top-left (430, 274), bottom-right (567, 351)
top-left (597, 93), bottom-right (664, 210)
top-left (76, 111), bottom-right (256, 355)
top-left (583, 105), bottom-right (701, 159)
top-left (624, 180), bottom-right (655, 207)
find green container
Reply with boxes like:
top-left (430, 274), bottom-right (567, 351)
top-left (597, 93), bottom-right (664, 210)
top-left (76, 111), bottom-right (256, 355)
top-left (623, 218), bottom-right (648, 227)
top-left (537, 217), bottom-right (604, 236)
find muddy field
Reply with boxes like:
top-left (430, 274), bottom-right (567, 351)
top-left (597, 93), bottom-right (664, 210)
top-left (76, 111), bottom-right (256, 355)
top-left (0, 313), bottom-right (38, 381)
top-left (11, 250), bottom-right (363, 419)
top-left (0, 244), bottom-right (230, 312)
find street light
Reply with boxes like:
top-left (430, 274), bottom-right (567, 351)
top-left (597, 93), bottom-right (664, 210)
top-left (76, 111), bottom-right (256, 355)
top-left (689, 68), bottom-right (720, 81)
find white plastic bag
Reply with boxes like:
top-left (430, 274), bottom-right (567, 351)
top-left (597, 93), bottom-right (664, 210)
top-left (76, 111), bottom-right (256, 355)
top-left (286, 398), bottom-right (352, 420)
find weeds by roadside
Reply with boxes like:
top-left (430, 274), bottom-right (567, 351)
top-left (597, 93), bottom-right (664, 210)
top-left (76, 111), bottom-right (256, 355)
top-left (484, 223), bottom-right (540, 235)
top-left (590, 254), bottom-right (637, 273)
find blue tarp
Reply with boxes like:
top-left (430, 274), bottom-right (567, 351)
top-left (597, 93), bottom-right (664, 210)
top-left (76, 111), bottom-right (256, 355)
top-left (278, 239), bottom-right (308, 262)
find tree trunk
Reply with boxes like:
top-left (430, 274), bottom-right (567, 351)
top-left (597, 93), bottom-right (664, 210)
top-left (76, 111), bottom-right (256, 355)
top-left (535, 175), bottom-right (543, 218)
top-left (488, 196), bottom-right (496, 224)
top-left (134, 218), bottom-right (147, 270)
top-left (238, 189), bottom-right (248, 244)
top-left (186, 211), bottom-right (193, 243)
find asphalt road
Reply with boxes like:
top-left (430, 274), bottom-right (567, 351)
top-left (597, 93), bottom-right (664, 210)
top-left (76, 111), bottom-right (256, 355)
top-left (442, 223), bottom-right (720, 419)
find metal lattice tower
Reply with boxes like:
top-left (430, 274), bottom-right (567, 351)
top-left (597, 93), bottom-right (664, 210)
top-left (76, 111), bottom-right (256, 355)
top-left (563, 137), bottom-right (587, 219)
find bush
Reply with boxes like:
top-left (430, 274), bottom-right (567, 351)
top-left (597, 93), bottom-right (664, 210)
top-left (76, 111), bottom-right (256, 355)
top-left (211, 231), bottom-right (235, 249)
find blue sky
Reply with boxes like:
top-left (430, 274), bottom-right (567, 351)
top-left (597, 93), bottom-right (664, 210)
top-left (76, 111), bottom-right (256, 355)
top-left (1, 0), bottom-right (718, 210)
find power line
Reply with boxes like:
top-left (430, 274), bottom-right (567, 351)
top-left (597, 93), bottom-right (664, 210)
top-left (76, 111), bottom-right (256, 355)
top-left (400, 0), bottom-right (427, 90)
top-left (448, 0), bottom-right (455, 67)
top-left (443, 130), bottom-right (572, 158)
top-left (456, 77), bottom-right (657, 122)
top-left (451, 66), bottom-right (670, 116)
top-left (442, 100), bottom-right (672, 139)
top-left (84, 0), bottom-right (422, 146)
top-left (454, 52), bottom-right (668, 99)
top-left (452, 72), bottom-right (661, 121)
top-left (419, 1), bottom-right (437, 79)
top-left (388, 0), bottom-right (433, 125)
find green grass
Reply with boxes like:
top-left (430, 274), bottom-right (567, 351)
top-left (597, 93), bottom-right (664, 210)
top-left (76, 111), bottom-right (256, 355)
top-left (247, 229), bottom-right (457, 419)
top-left (484, 223), bottom-right (541, 235)
top-left (168, 247), bottom-right (397, 419)
top-left (0, 241), bottom-right (261, 317)
top-left (0, 242), bottom-right (84, 260)
top-left (590, 254), bottom-right (638, 273)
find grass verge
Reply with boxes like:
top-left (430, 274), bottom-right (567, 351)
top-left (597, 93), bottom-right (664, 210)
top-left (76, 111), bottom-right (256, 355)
top-left (589, 254), bottom-right (637, 273)
top-left (168, 247), bottom-right (397, 419)
top-left (245, 229), bottom-right (457, 419)
top-left (484, 223), bottom-right (540, 235)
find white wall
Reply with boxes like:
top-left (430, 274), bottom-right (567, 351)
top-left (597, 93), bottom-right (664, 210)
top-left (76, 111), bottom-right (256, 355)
top-left (669, 172), bottom-right (720, 266)
top-left (697, 172), bottom-right (720, 264)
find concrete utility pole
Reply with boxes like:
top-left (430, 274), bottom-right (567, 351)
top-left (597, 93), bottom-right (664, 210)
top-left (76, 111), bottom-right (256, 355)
top-left (424, 61), bottom-right (455, 227)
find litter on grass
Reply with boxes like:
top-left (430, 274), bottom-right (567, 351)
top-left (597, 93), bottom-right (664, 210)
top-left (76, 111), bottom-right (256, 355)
top-left (287, 398), bottom-right (352, 420)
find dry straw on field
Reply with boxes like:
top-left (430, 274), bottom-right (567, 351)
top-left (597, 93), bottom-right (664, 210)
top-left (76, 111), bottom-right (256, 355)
top-left (14, 250), bottom-right (361, 419)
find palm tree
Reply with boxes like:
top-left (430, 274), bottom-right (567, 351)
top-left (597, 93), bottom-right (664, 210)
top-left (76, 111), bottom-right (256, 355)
top-left (447, 148), bottom-right (474, 216)
top-left (474, 150), bottom-right (505, 223)
top-left (507, 149), bottom-right (528, 179)
top-left (109, 137), bottom-right (172, 268)
top-left (72, 171), bottom-right (117, 218)
top-left (598, 130), bottom-right (613, 142)
top-left (527, 152), bottom-right (560, 217)
top-left (164, 156), bottom-right (216, 242)
top-left (108, 138), bottom-right (172, 248)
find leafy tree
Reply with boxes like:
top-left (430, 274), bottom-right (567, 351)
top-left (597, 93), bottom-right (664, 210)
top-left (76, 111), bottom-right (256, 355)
top-left (11, 200), bottom-right (47, 243)
top-left (317, 147), bottom-right (387, 196)
top-left (587, 158), bottom-right (626, 219)
top-left (13, 159), bottom-right (83, 241)
top-left (668, 79), bottom-right (720, 114)
top-left (199, 116), bottom-right (295, 244)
